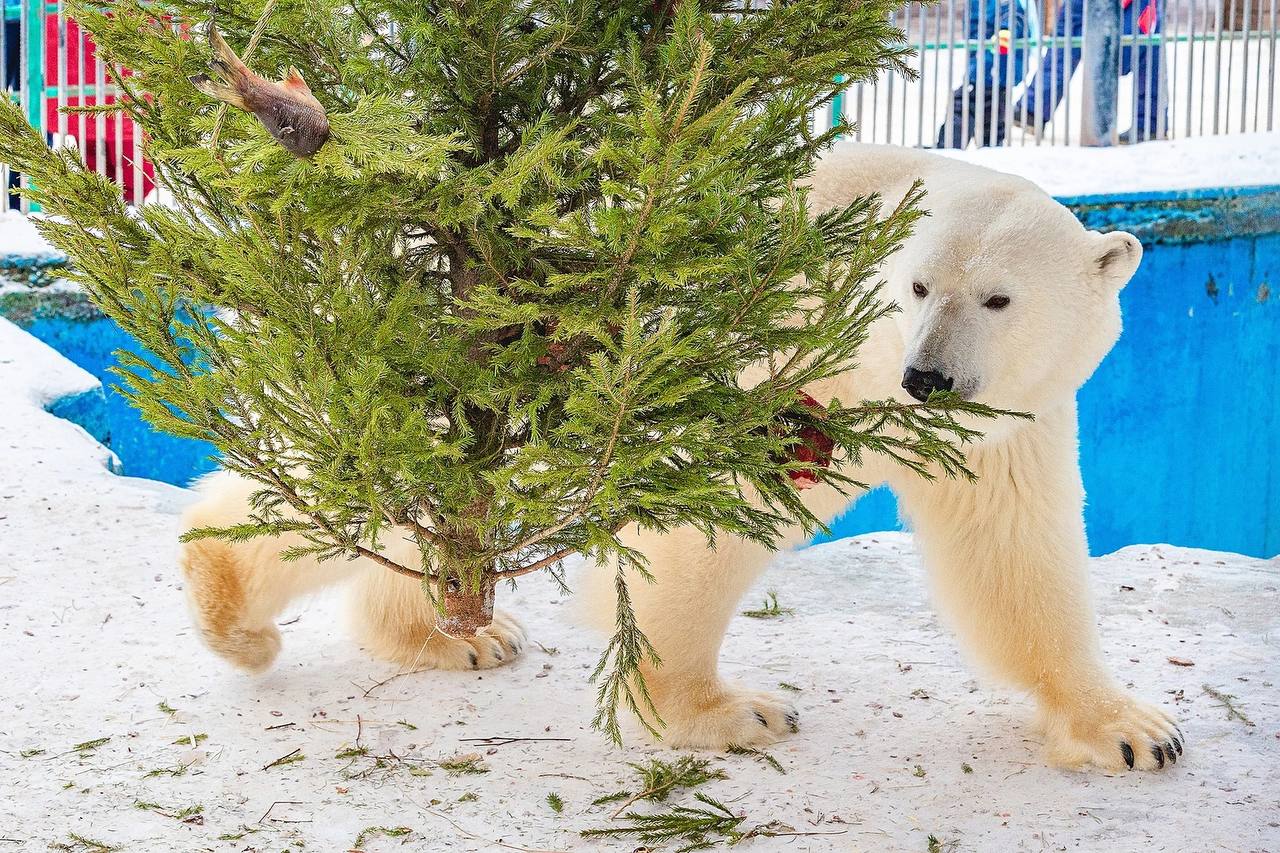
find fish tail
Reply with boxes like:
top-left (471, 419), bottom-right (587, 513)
top-left (188, 25), bottom-right (250, 110)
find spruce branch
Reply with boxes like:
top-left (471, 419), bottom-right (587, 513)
top-left (0, 0), bottom-right (1018, 746)
top-left (583, 792), bottom-right (744, 851)
top-left (594, 755), bottom-right (728, 818)
top-left (590, 555), bottom-right (663, 745)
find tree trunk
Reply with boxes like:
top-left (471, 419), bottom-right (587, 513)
top-left (438, 573), bottom-right (496, 637)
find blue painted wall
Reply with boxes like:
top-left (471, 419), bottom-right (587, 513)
top-left (22, 314), bottom-right (220, 486)
top-left (818, 186), bottom-right (1280, 558)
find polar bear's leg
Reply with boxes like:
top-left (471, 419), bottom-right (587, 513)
top-left (181, 472), bottom-right (527, 673)
top-left (581, 524), bottom-right (799, 748)
top-left (584, 471), bottom-right (853, 750)
top-left (890, 404), bottom-right (1182, 772)
top-left (346, 568), bottom-right (526, 671)
top-left (180, 472), bottom-right (360, 672)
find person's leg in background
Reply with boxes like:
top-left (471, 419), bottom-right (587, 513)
top-left (937, 0), bottom-right (1027, 147)
top-left (5, 18), bottom-right (20, 210)
top-left (1015, 0), bottom-right (1084, 132)
top-left (1121, 0), bottom-right (1167, 141)
top-left (988, 0), bottom-right (1028, 144)
top-left (937, 0), bottom-right (989, 148)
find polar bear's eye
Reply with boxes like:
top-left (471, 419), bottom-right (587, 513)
top-left (984, 295), bottom-right (1010, 311)
top-left (912, 282), bottom-right (928, 299)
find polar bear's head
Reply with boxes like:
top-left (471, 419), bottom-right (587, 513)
top-left (885, 172), bottom-right (1141, 417)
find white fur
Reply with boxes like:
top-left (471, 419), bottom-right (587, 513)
top-left (179, 144), bottom-right (1180, 773)
top-left (579, 145), bottom-right (1179, 770)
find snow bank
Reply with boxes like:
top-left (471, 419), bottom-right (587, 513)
top-left (940, 132), bottom-right (1280, 197)
top-left (0, 316), bottom-right (98, 407)
top-left (0, 319), bottom-right (1276, 852)
top-left (0, 211), bottom-right (63, 267)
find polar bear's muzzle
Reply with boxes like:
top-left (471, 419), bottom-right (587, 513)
top-left (900, 294), bottom-right (983, 402)
top-left (901, 367), bottom-right (954, 402)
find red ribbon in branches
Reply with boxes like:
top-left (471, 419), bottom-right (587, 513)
top-left (780, 391), bottom-right (835, 490)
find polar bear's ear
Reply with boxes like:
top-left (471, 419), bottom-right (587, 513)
top-left (1091, 230), bottom-right (1143, 291)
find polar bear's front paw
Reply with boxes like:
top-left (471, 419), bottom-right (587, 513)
top-left (1038, 692), bottom-right (1183, 772)
top-left (359, 608), bottom-right (527, 671)
top-left (653, 684), bottom-right (799, 750)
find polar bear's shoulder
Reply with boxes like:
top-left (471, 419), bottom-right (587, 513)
top-left (803, 143), bottom-right (1049, 216)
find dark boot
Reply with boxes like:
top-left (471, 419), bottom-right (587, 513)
top-left (936, 85), bottom-right (1009, 148)
top-left (937, 85), bottom-right (973, 148)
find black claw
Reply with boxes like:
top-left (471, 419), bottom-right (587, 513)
top-left (493, 649), bottom-right (503, 661)
top-left (1164, 743), bottom-right (1177, 764)
top-left (468, 651), bottom-right (479, 669)
top-left (754, 711), bottom-right (769, 728)
top-left (1172, 736), bottom-right (1183, 755)
top-left (1120, 741), bottom-right (1135, 770)
top-left (1151, 744), bottom-right (1164, 768)
top-left (785, 713), bottom-right (799, 733)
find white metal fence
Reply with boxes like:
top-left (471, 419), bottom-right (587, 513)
top-left (1, 0), bottom-right (1276, 212)
top-left (1, 0), bottom-right (151, 213)
top-left (822, 0), bottom-right (1278, 146)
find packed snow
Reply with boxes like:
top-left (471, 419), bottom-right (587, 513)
top-left (1, 314), bottom-right (1277, 852)
top-left (0, 212), bottom-right (65, 266)
top-left (941, 131), bottom-right (1280, 197)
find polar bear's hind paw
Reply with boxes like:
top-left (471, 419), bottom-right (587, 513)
top-left (356, 607), bottom-right (527, 671)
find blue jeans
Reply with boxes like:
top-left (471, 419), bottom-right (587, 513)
top-left (966, 0), bottom-right (1029, 88)
top-left (1021, 0), bottom-right (1166, 137)
top-left (937, 0), bottom-right (1028, 147)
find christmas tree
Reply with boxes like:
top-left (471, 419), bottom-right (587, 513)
top-left (0, 0), bottom-right (1005, 740)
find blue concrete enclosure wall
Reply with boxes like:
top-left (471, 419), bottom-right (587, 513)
top-left (17, 310), bottom-right (219, 486)
top-left (818, 185), bottom-right (1280, 558)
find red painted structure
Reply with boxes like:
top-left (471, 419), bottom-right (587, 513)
top-left (41, 15), bottom-right (153, 200)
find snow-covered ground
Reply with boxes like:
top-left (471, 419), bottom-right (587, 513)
top-left (0, 212), bottom-right (66, 268)
top-left (942, 131), bottom-right (1280, 196)
top-left (1, 312), bottom-right (1278, 853)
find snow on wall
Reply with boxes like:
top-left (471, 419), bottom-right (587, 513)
top-left (0, 316), bottom-right (185, 503)
top-left (0, 315), bottom-right (99, 407)
top-left (0, 211), bottom-right (63, 269)
top-left (941, 131), bottom-right (1280, 197)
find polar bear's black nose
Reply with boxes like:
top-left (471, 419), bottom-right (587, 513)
top-left (902, 368), bottom-right (954, 402)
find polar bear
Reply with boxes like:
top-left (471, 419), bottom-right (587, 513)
top-left (179, 143), bottom-right (1182, 773)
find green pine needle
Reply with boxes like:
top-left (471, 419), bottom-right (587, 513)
top-left (437, 754), bottom-right (489, 776)
top-left (742, 590), bottom-right (793, 619)
top-left (626, 756), bottom-right (728, 805)
top-left (1202, 684), bottom-right (1255, 726)
top-left (71, 737), bottom-right (110, 755)
top-left (0, 0), bottom-right (1018, 750)
top-left (53, 833), bottom-right (120, 852)
top-left (582, 792), bottom-right (745, 852)
top-left (171, 733), bottom-right (208, 746)
top-left (352, 826), bottom-right (412, 850)
top-left (727, 744), bottom-right (786, 774)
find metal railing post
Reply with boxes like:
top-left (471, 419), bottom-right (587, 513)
top-left (1081, 0), bottom-right (1122, 145)
top-left (831, 74), bottom-right (845, 135)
